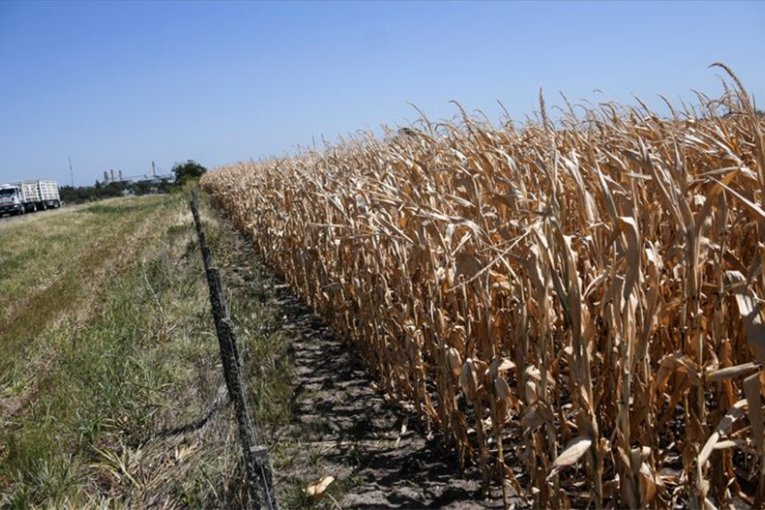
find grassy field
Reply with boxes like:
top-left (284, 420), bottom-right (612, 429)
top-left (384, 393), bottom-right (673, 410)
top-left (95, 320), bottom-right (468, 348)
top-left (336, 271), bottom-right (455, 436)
top-left (0, 194), bottom-right (294, 508)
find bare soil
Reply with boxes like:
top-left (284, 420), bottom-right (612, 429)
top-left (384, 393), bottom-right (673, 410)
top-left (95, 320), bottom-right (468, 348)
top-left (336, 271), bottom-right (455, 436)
top-left (240, 253), bottom-right (508, 508)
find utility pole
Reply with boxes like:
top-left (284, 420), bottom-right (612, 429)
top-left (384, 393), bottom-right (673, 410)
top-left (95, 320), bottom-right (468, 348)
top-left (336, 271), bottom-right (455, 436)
top-left (68, 157), bottom-right (74, 187)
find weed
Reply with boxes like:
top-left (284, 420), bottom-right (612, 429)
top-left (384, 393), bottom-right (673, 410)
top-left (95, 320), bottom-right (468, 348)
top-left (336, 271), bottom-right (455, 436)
top-left (0, 194), bottom-right (296, 507)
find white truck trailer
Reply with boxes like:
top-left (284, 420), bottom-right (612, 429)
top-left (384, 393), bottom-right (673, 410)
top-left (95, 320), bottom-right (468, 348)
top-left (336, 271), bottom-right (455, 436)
top-left (0, 180), bottom-right (61, 216)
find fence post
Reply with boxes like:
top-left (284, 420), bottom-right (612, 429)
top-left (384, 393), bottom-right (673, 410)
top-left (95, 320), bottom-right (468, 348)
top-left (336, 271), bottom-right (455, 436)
top-left (190, 189), bottom-right (278, 510)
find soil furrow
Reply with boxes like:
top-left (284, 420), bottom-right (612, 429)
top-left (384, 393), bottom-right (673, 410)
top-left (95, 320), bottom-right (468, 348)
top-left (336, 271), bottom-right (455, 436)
top-left (245, 264), bottom-right (506, 508)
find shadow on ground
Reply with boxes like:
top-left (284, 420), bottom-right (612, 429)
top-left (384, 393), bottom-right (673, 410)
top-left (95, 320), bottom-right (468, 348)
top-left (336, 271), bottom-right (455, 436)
top-left (243, 261), bottom-right (509, 509)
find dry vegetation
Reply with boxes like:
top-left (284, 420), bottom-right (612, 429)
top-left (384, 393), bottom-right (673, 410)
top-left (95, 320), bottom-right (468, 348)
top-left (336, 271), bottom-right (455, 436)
top-left (0, 195), bottom-right (295, 508)
top-left (202, 66), bottom-right (765, 508)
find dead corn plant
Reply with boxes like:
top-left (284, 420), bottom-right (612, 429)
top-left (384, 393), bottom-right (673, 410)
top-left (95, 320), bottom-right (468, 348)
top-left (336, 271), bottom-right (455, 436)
top-left (202, 67), bottom-right (765, 509)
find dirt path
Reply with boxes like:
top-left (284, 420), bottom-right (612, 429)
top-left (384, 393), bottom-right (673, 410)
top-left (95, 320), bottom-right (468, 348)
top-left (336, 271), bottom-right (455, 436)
top-left (248, 273), bottom-right (506, 508)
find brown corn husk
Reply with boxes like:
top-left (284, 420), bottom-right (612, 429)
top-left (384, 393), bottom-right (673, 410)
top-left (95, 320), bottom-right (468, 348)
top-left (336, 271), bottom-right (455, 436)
top-left (202, 72), bottom-right (765, 509)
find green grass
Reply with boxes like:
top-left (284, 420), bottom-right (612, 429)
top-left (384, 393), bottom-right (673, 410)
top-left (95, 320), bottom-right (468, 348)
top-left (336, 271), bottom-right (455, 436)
top-left (0, 193), bottom-right (296, 508)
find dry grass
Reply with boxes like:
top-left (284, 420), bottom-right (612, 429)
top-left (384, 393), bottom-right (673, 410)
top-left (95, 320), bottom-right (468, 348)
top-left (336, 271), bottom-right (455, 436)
top-left (0, 194), bottom-right (295, 508)
top-left (202, 67), bottom-right (765, 508)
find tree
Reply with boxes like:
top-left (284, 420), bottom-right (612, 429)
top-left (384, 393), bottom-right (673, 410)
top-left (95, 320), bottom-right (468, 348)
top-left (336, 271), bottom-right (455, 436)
top-left (172, 160), bottom-right (207, 185)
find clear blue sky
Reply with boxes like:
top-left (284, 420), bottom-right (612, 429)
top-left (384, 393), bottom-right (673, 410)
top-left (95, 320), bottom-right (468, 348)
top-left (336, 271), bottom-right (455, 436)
top-left (0, 1), bottom-right (763, 186)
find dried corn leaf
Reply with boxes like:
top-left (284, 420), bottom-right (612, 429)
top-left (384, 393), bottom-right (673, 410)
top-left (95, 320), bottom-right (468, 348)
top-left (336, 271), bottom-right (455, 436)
top-left (548, 436), bottom-right (593, 479)
top-left (306, 475), bottom-right (335, 502)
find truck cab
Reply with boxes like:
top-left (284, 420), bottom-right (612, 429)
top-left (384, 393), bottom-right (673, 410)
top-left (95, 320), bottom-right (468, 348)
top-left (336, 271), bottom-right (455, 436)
top-left (0, 185), bottom-right (26, 215)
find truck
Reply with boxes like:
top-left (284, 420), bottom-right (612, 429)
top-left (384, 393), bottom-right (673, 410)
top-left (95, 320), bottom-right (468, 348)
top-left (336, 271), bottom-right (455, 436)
top-left (0, 180), bottom-right (61, 216)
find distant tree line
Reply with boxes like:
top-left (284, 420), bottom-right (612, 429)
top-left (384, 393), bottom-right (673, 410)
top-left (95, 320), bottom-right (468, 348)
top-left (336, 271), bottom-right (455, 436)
top-left (59, 180), bottom-right (174, 204)
top-left (60, 161), bottom-right (207, 205)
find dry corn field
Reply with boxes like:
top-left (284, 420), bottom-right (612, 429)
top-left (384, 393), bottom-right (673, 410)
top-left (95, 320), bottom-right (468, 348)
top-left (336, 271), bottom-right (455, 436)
top-left (202, 66), bottom-right (765, 509)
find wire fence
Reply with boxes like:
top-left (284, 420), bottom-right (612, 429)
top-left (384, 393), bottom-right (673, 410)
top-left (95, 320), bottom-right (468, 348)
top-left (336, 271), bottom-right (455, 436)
top-left (190, 189), bottom-right (278, 510)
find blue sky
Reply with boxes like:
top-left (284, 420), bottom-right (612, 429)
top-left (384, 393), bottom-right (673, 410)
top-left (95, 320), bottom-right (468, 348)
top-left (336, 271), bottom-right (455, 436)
top-left (0, 1), bottom-right (763, 186)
